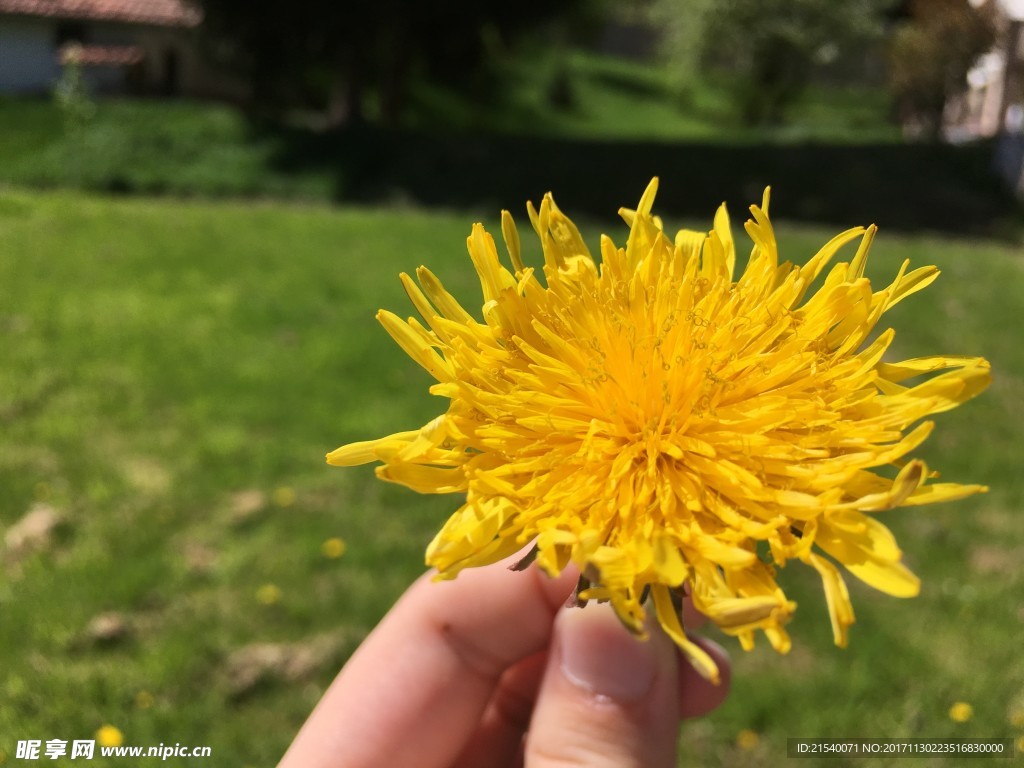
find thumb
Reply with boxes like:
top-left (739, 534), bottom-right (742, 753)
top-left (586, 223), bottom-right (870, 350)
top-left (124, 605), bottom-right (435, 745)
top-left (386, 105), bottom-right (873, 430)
top-left (523, 600), bottom-right (680, 768)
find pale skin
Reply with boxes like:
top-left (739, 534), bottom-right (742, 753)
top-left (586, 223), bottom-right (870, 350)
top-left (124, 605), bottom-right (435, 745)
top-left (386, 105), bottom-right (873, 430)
top-left (278, 556), bottom-right (731, 768)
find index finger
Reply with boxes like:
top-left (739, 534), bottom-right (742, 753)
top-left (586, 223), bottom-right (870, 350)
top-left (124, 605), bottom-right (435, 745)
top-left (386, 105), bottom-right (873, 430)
top-left (278, 558), bottom-right (578, 768)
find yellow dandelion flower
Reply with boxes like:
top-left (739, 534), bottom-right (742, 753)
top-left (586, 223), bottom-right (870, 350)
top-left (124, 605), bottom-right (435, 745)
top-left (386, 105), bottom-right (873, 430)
top-left (322, 536), bottom-right (347, 559)
top-left (949, 702), bottom-right (974, 722)
top-left (256, 583), bottom-right (282, 605)
top-left (328, 179), bottom-right (990, 682)
top-left (272, 486), bottom-right (296, 507)
top-left (95, 725), bottom-right (123, 748)
top-left (736, 729), bottom-right (760, 750)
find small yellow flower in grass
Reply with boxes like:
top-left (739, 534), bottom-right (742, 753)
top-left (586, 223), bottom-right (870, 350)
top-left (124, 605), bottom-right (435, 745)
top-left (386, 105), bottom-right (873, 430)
top-left (322, 536), bottom-right (347, 559)
top-left (95, 724), bottom-right (123, 748)
top-left (949, 702), bottom-right (974, 722)
top-left (272, 486), bottom-right (296, 507)
top-left (736, 729), bottom-right (760, 750)
top-left (256, 583), bottom-right (282, 605)
top-left (134, 689), bottom-right (154, 709)
top-left (1016, 735), bottom-right (1024, 755)
top-left (1010, 707), bottom-right (1024, 728)
top-left (328, 179), bottom-right (990, 682)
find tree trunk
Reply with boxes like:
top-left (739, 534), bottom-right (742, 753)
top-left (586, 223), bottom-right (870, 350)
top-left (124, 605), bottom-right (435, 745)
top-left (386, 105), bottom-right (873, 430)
top-left (381, 21), bottom-right (413, 128)
top-left (326, 42), bottom-right (365, 130)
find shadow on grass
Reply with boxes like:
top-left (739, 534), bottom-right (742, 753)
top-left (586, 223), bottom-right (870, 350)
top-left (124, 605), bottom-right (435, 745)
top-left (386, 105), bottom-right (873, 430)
top-left (269, 127), bottom-right (1021, 238)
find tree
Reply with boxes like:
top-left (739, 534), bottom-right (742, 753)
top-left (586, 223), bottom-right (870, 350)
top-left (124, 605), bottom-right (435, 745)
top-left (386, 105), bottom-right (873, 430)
top-left (198, 0), bottom-right (595, 128)
top-left (647, 0), bottom-right (716, 103)
top-left (649, 0), bottom-right (892, 125)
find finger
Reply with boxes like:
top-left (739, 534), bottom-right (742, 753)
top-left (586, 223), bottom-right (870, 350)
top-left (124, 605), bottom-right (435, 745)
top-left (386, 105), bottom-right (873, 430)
top-left (524, 601), bottom-right (681, 768)
top-left (678, 636), bottom-right (731, 719)
top-left (278, 560), bottom-right (577, 768)
top-left (451, 650), bottom-right (548, 768)
top-left (681, 590), bottom-right (708, 630)
top-left (454, 611), bottom-right (733, 768)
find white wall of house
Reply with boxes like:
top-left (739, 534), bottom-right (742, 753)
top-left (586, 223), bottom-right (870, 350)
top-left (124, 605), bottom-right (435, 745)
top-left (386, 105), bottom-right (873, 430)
top-left (0, 16), bottom-right (61, 92)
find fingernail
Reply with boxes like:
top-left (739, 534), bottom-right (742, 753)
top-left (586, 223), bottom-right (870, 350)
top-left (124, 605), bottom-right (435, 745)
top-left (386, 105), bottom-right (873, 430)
top-left (558, 602), bottom-right (662, 702)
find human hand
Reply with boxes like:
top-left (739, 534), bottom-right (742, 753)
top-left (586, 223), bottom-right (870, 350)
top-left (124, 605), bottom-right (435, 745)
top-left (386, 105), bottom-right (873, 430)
top-left (278, 557), bottom-right (730, 768)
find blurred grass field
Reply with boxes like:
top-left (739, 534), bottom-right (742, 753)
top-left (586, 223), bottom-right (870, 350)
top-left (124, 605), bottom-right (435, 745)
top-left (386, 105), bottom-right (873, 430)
top-left (0, 186), bottom-right (1020, 766)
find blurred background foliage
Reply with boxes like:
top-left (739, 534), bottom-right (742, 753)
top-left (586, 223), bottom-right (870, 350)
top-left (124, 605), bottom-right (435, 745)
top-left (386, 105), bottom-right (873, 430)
top-left (196, 0), bottom-right (606, 128)
top-left (1, 0), bottom-right (1019, 235)
top-left (190, 0), bottom-right (997, 138)
top-left (653, 0), bottom-right (892, 125)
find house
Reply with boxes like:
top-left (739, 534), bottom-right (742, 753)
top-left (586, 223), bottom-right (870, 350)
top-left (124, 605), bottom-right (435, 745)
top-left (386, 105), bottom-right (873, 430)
top-left (0, 0), bottom-right (243, 98)
top-left (946, 0), bottom-right (1024, 139)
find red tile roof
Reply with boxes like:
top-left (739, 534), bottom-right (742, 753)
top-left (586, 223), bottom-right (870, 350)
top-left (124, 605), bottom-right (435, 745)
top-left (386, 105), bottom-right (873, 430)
top-left (0, 0), bottom-right (201, 27)
top-left (60, 42), bottom-right (144, 66)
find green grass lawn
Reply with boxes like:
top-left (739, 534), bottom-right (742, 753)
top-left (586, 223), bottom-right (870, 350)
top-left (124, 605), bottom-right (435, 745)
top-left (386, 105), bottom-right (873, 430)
top-left (0, 187), bottom-right (1021, 766)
